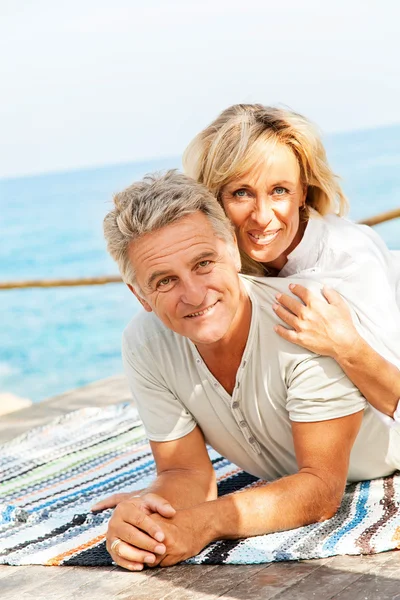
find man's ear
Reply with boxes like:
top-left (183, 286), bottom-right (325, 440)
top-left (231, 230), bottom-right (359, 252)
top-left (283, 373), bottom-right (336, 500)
top-left (126, 284), bottom-right (152, 313)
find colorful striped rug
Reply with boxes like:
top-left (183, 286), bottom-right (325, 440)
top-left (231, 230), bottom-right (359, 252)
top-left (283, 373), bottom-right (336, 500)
top-left (0, 403), bottom-right (399, 566)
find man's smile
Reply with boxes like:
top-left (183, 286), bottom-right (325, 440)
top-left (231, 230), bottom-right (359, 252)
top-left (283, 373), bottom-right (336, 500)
top-left (184, 300), bottom-right (219, 319)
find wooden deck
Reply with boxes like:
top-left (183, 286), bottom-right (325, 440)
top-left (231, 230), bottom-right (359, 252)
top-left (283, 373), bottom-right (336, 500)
top-left (1, 375), bottom-right (399, 600)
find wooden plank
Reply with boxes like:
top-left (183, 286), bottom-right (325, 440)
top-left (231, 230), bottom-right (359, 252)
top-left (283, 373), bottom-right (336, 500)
top-left (211, 558), bottom-right (328, 600)
top-left (331, 551), bottom-right (400, 600)
top-left (160, 564), bottom-right (268, 600)
top-left (114, 564), bottom-right (222, 600)
top-left (0, 566), bottom-right (63, 600)
top-left (72, 565), bottom-right (164, 600)
top-left (1, 566), bottom-right (116, 600)
top-left (267, 552), bottom-right (399, 600)
top-left (0, 565), bottom-right (25, 580)
top-left (263, 557), bottom-right (363, 600)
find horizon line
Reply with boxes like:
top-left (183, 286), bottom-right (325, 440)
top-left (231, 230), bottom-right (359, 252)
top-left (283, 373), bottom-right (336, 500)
top-left (2, 120), bottom-right (400, 182)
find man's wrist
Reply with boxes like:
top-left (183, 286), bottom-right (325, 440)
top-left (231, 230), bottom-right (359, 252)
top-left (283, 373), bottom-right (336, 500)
top-left (186, 501), bottom-right (224, 546)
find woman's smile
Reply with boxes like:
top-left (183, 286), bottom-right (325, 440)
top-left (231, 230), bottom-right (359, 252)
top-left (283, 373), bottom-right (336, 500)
top-left (247, 229), bottom-right (282, 245)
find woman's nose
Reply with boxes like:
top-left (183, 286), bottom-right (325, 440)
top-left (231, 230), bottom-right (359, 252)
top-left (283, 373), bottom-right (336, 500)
top-left (252, 197), bottom-right (273, 226)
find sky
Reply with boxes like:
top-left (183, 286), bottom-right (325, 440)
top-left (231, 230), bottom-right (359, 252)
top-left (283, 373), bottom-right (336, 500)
top-left (1, 0), bottom-right (400, 178)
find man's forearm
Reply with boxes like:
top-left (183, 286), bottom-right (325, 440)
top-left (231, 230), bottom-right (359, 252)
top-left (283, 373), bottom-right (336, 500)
top-left (142, 468), bottom-right (217, 510)
top-left (333, 336), bottom-right (400, 418)
top-left (186, 470), bottom-right (343, 545)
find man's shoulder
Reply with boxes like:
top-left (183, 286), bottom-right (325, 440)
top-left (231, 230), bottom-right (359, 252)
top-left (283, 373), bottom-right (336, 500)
top-left (240, 274), bottom-right (324, 299)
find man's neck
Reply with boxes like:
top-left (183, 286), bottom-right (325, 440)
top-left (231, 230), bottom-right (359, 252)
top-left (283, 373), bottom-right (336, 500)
top-left (195, 283), bottom-right (252, 395)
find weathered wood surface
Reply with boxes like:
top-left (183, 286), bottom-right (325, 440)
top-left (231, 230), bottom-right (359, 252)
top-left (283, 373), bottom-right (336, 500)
top-left (1, 376), bottom-right (399, 600)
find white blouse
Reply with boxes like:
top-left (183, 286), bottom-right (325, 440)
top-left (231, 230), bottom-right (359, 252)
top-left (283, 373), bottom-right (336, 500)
top-left (278, 211), bottom-right (400, 426)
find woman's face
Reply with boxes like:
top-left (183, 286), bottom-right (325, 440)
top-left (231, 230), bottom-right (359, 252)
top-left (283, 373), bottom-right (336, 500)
top-left (220, 143), bottom-right (307, 271)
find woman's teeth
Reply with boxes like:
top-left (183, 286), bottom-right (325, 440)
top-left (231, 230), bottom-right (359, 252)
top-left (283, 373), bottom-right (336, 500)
top-left (248, 230), bottom-right (280, 244)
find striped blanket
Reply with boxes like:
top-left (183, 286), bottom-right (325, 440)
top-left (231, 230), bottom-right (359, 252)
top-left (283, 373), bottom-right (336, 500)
top-left (0, 403), bottom-right (399, 566)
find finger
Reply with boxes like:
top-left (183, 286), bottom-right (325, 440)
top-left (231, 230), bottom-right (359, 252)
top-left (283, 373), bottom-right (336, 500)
top-left (272, 303), bottom-right (298, 329)
top-left (140, 494), bottom-right (176, 518)
top-left (113, 521), bottom-right (167, 554)
top-left (91, 493), bottom-right (131, 512)
top-left (322, 286), bottom-right (345, 306)
top-left (107, 539), bottom-right (157, 566)
top-left (275, 292), bottom-right (305, 318)
top-left (288, 283), bottom-right (317, 305)
top-left (274, 324), bottom-right (302, 346)
top-left (120, 502), bottom-right (167, 542)
top-left (111, 554), bottom-right (145, 572)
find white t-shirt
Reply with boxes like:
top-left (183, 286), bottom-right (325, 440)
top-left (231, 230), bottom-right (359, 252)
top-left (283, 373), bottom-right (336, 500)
top-left (122, 276), bottom-right (400, 483)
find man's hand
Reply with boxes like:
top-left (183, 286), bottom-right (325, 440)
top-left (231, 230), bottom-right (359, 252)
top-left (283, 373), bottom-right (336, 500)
top-left (91, 493), bottom-right (137, 512)
top-left (112, 508), bottom-right (209, 568)
top-left (273, 284), bottom-right (360, 359)
top-left (104, 493), bottom-right (176, 571)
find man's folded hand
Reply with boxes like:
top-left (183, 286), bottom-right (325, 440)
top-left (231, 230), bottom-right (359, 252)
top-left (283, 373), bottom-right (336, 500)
top-left (99, 493), bottom-right (176, 571)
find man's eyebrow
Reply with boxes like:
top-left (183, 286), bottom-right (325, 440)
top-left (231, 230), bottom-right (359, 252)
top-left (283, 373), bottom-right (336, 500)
top-left (146, 270), bottom-right (170, 290)
top-left (146, 251), bottom-right (217, 290)
top-left (190, 250), bottom-right (217, 264)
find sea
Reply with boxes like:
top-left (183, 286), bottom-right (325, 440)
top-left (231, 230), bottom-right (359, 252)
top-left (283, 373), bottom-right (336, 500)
top-left (1, 125), bottom-right (400, 404)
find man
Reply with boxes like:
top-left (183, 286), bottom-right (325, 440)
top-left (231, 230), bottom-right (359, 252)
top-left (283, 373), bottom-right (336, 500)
top-left (94, 170), bottom-right (400, 571)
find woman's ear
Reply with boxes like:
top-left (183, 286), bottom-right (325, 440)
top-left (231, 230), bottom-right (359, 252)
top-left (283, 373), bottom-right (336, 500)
top-left (302, 184), bottom-right (308, 205)
top-left (127, 284), bottom-right (152, 312)
top-left (229, 234), bottom-right (242, 272)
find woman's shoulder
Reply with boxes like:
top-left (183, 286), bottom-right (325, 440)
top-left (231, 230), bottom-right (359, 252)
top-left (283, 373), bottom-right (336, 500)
top-left (317, 213), bottom-right (390, 264)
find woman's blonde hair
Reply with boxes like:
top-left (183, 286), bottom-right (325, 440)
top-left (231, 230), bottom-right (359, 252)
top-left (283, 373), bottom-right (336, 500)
top-left (183, 103), bottom-right (348, 218)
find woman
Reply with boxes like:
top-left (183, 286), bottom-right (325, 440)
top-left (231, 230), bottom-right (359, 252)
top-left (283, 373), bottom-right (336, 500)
top-left (183, 104), bottom-right (400, 424)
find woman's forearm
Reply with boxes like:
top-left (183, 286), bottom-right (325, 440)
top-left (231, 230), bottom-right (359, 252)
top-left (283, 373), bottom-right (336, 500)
top-left (332, 336), bottom-right (400, 418)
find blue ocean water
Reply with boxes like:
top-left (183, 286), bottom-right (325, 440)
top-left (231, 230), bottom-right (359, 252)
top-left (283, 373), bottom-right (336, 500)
top-left (1, 126), bottom-right (400, 403)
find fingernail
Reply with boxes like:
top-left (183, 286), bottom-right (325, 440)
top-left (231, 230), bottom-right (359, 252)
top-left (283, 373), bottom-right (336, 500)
top-left (275, 293), bottom-right (281, 300)
top-left (132, 564), bottom-right (143, 571)
top-left (154, 544), bottom-right (166, 554)
top-left (289, 284), bottom-right (295, 290)
top-left (144, 555), bottom-right (155, 564)
top-left (272, 304), bottom-right (279, 310)
top-left (154, 531), bottom-right (164, 542)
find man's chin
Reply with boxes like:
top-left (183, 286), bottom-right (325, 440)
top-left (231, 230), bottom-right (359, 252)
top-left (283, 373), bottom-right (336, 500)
top-left (185, 325), bottom-right (229, 346)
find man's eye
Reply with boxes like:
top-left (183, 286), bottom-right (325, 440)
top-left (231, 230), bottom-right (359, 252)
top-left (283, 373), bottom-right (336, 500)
top-left (273, 187), bottom-right (289, 196)
top-left (198, 260), bottom-right (211, 268)
top-left (157, 277), bottom-right (172, 288)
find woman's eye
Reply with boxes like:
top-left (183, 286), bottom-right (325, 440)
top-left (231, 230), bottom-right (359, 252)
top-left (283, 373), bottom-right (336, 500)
top-left (273, 187), bottom-right (288, 196)
top-left (233, 189), bottom-right (249, 198)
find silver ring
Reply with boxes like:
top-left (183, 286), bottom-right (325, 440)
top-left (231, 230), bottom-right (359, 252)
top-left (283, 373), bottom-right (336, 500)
top-left (110, 538), bottom-right (122, 554)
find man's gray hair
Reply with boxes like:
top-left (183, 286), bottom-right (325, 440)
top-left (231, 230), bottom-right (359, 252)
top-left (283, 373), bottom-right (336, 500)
top-left (103, 170), bottom-right (236, 287)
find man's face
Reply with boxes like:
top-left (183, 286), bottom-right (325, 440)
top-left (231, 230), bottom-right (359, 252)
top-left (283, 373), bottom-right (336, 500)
top-left (128, 212), bottom-right (244, 347)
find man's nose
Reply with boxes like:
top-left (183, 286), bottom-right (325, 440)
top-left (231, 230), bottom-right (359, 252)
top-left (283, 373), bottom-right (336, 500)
top-left (180, 277), bottom-right (207, 306)
top-left (252, 196), bottom-right (273, 226)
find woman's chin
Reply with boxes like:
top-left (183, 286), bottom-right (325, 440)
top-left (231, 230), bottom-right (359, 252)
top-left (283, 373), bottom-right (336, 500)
top-left (246, 247), bottom-right (280, 266)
